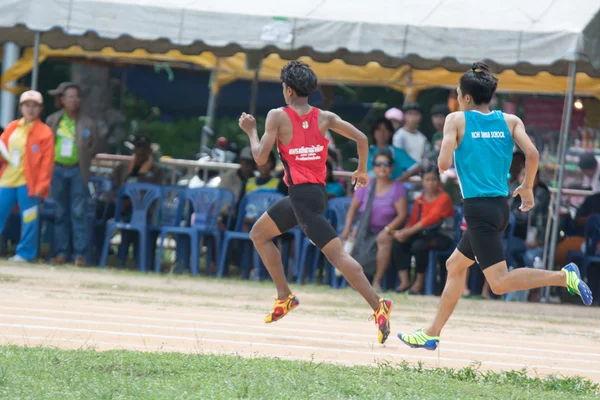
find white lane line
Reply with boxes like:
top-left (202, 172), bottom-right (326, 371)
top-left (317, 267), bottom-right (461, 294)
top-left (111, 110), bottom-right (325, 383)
top-left (2, 314), bottom-right (600, 367)
top-left (1, 323), bottom-right (598, 376)
top-left (1, 305), bottom-right (599, 358)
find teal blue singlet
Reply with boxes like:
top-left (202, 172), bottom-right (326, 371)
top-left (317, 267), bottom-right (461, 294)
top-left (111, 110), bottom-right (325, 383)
top-left (454, 110), bottom-right (514, 199)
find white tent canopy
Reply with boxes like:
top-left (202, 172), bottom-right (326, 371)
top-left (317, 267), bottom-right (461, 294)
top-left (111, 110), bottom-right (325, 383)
top-left (0, 0), bottom-right (599, 76)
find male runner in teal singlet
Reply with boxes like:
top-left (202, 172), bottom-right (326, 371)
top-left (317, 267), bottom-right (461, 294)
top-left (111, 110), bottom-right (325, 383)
top-left (398, 62), bottom-right (593, 351)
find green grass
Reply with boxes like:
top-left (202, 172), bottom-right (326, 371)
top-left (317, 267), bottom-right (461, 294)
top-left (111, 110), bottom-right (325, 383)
top-left (0, 346), bottom-right (597, 400)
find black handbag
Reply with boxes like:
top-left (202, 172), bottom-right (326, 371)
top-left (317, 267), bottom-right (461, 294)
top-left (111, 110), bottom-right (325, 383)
top-left (350, 180), bottom-right (379, 277)
top-left (416, 196), bottom-right (454, 239)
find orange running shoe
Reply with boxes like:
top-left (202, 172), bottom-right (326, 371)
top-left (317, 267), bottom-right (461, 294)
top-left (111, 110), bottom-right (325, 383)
top-left (264, 294), bottom-right (300, 323)
top-left (372, 298), bottom-right (393, 344)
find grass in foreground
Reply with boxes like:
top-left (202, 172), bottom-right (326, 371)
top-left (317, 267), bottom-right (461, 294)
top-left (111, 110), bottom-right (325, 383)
top-left (0, 346), bottom-right (598, 399)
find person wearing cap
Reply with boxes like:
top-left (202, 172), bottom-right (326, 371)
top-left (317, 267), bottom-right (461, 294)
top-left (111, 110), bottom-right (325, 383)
top-left (48, 82), bottom-right (73, 110)
top-left (385, 107), bottom-right (404, 132)
top-left (0, 90), bottom-right (54, 262)
top-left (217, 146), bottom-right (256, 203)
top-left (392, 102), bottom-right (429, 163)
top-left (46, 82), bottom-right (99, 266)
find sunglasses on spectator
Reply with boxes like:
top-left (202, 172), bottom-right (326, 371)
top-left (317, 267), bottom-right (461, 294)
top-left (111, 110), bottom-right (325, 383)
top-left (373, 161), bottom-right (392, 167)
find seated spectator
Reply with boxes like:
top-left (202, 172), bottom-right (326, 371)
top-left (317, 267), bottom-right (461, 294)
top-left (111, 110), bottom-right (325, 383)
top-left (393, 167), bottom-right (455, 294)
top-left (325, 161), bottom-right (345, 198)
top-left (392, 103), bottom-right (429, 163)
top-left (578, 153), bottom-right (600, 192)
top-left (245, 151), bottom-right (286, 195)
top-left (367, 118), bottom-right (417, 181)
top-left (509, 169), bottom-right (550, 269)
top-left (0, 91), bottom-right (54, 262)
top-left (341, 151), bottom-right (408, 290)
top-left (110, 136), bottom-right (164, 268)
top-left (112, 135), bottom-right (164, 189)
top-left (555, 191), bottom-right (600, 267)
top-left (218, 146), bottom-right (255, 203)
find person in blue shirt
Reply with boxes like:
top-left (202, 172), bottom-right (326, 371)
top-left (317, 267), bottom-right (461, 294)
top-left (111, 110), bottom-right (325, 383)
top-left (367, 118), bottom-right (417, 181)
top-left (398, 62), bottom-right (593, 352)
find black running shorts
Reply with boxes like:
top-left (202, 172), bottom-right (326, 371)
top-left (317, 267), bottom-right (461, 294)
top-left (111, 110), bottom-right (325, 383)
top-left (457, 196), bottom-right (510, 270)
top-left (266, 183), bottom-right (338, 249)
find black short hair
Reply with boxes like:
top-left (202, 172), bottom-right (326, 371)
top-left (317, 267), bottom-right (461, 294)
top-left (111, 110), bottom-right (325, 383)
top-left (421, 165), bottom-right (440, 179)
top-left (459, 62), bottom-right (498, 105)
top-left (431, 104), bottom-right (450, 117)
top-left (579, 153), bottom-right (598, 170)
top-left (403, 102), bottom-right (422, 114)
top-left (371, 118), bottom-right (395, 140)
top-left (280, 61), bottom-right (318, 97)
top-left (373, 150), bottom-right (394, 165)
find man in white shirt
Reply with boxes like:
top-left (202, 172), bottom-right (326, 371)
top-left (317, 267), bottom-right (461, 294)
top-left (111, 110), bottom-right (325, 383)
top-left (392, 102), bottom-right (429, 163)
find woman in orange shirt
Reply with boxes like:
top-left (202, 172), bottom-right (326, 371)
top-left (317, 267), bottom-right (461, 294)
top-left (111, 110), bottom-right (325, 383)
top-left (394, 166), bottom-right (455, 294)
top-left (0, 91), bottom-right (54, 262)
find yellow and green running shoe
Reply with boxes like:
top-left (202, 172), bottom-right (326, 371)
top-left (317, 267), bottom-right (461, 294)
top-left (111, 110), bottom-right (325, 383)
top-left (397, 328), bottom-right (440, 351)
top-left (563, 263), bottom-right (593, 306)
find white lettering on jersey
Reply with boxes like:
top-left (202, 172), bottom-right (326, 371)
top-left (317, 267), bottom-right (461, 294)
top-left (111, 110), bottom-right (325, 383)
top-left (288, 145), bottom-right (325, 161)
top-left (472, 131), bottom-right (506, 139)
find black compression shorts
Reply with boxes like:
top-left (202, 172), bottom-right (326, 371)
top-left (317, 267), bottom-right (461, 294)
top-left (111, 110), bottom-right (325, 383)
top-left (457, 196), bottom-right (510, 270)
top-left (266, 183), bottom-right (338, 249)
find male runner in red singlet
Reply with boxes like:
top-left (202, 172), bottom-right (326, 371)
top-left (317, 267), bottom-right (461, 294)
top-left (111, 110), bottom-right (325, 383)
top-left (239, 61), bottom-right (393, 344)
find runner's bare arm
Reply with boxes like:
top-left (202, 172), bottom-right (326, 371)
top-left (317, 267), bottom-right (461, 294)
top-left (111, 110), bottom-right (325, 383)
top-left (325, 111), bottom-right (369, 172)
top-left (439, 112), bottom-right (459, 172)
top-left (239, 109), bottom-right (279, 166)
top-left (510, 114), bottom-right (539, 189)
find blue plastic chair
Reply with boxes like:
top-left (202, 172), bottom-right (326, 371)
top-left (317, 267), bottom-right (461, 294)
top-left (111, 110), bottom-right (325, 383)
top-left (216, 191), bottom-right (284, 280)
top-left (424, 205), bottom-right (464, 296)
top-left (147, 185), bottom-right (186, 271)
top-left (303, 197), bottom-right (352, 288)
top-left (155, 188), bottom-right (225, 275)
top-left (99, 183), bottom-right (162, 271)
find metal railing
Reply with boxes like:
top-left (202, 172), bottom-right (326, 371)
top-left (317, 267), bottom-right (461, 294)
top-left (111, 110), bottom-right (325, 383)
top-left (92, 153), bottom-right (421, 191)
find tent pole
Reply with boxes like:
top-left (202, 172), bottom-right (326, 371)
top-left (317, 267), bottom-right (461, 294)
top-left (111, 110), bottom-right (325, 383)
top-left (1, 42), bottom-right (19, 128)
top-left (543, 60), bottom-right (577, 301)
top-left (201, 68), bottom-right (218, 153)
top-left (249, 65), bottom-right (261, 116)
top-left (31, 32), bottom-right (41, 91)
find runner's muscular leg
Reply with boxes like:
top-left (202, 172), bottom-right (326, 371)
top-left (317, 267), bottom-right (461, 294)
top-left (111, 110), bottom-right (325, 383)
top-left (425, 238), bottom-right (475, 337)
top-left (250, 197), bottom-right (297, 300)
top-left (321, 237), bottom-right (380, 311)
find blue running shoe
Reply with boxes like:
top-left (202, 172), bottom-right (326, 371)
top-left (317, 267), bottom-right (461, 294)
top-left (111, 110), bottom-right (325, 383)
top-left (563, 263), bottom-right (593, 306)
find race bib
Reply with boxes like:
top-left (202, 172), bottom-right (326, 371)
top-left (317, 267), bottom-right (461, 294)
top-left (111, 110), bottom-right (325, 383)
top-left (60, 138), bottom-right (74, 157)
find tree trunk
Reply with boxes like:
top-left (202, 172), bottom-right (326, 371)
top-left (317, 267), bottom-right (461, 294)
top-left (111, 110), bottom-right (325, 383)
top-left (71, 63), bottom-right (126, 153)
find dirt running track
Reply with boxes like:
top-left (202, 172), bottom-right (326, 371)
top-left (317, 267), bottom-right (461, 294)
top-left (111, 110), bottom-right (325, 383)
top-left (1, 263), bottom-right (600, 382)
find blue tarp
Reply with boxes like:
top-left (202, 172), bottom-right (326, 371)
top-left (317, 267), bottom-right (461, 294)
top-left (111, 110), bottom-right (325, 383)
top-left (115, 66), bottom-right (376, 121)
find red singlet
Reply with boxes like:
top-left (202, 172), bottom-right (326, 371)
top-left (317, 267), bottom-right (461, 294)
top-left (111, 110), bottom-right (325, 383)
top-left (277, 106), bottom-right (329, 187)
